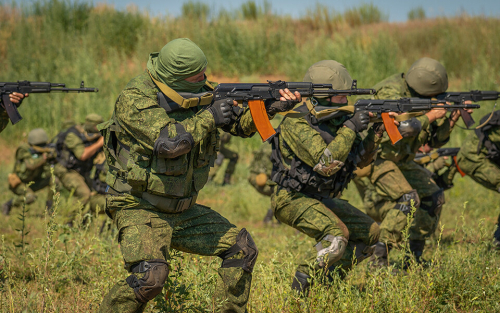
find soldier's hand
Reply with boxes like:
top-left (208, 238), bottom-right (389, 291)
top-left (9, 92), bottom-right (28, 106)
top-left (344, 111), bottom-right (370, 133)
top-left (208, 99), bottom-right (233, 127)
top-left (266, 89), bottom-right (302, 115)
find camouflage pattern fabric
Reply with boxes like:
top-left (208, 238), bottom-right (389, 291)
top-left (9, 143), bottom-right (55, 207)
top-left (271, 187), bottom-right (380, 275)
top-left (0, 107), bottom-right (9, 133)
top-left (99, 70), bottom-right (257, 313)
top-left (248, 143), bottom-right (273, 196)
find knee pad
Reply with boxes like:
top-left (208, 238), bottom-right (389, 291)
top-left (394, 189), bottom-right (420, 215)
top-left (218, 228), bottom-right (258, 273)
top-left (125, 259), bottom-right (169, 303)
top-left (420, 189), bottom-right (445, 217)
top-left (315, 235), bottom-right (348, 268)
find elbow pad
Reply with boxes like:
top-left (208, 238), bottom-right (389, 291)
top-left (153, 124), bottom-right (194, 159)
top-left (313, 148), bottom-right (344, 177)
top-left (398, 118), bottom-right (422, 138)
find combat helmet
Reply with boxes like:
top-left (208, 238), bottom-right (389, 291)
top-left (406, 57), bottom-right (448, 97)
top-left (303, 60), bottom-right (353, 98)
top-left (27, 128), bottom-right (49, 146)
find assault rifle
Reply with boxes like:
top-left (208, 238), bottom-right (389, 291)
top-left (353, 98), bottom-right (480, 144)
top-left (436, 90), bottom-right (499, 128)
top-left (177, 80), bottom-right (375, 141)
top-left (0, 81), bottom-right (99, 125)
top-left (414, 147), bottom-right (460, 165)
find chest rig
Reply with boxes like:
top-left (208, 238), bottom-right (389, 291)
top-left (56, 125), bottom-right (99, 174)
top-left (270, 104), bottom-right (359, 199)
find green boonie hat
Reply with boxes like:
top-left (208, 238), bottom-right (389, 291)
top-left (85, 113), bottom-right (104, 125)
top-left (406, 57), bottom-right (448, 97)
top-left (27, 128), bottom-right (49, 146)
top-left (303, 60), bottom-right (353, 98)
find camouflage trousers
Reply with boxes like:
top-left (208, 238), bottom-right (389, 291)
top-left (271, 187), bottom-right (379, 277)
top-left (9, 176), bottom-right (55, 207)
top-left (54, 165), bottom-right (92, 206)
top-left (362, 159), bottom-right (442, 246)
top-left (209, 146), bottom-right (239, 181)
top-left (99, 193), bottom-right (252, 313)
top-left (456, 153), bottom-right (500, 192)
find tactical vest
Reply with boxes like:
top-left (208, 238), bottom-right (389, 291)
top-left (475, 110), bottom-right (500, 165)
top-left (55, 125), bottom-right (99, 175)
top-left (100, 88), bottom-right (219, 202)
top-left (91, 161), bottom-right (108, 194)
top-left (270, 105), bottom-right (359, 199)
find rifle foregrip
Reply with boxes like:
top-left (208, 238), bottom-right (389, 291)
top-left (248, 99), bottom-right (276, 142)
top-left (1, 94), bottom-right (23, 125)
top-left (381, 113), bottom-right (402, 145)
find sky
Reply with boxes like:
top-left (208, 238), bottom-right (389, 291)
top-left (40, 0), bottom-right (500, 22)
top-left (13, 0), bottom-right (500, 22)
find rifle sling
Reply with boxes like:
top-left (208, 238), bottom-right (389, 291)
top-left (147, 71), bottom-right (213, 109)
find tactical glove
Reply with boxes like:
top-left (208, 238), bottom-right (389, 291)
top-left (344, 111), bottom-right (370, 133)
top-left (208, 99), bottom-right (233, 127)
top-left (265, 98), bottom-right (301, 115)
top-left (372, 122), bottom-right (385, 137)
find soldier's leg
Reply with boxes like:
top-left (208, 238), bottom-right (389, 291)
top-left (370, 159), bottom-right (419, 247)
top-left (220, 146), bottom-right (239, 185)
top-left (208, 152), bottom-right (224, 181)
top-left (59, 170), bottom-right (91, 205)
top-left (170, 204), bottom-right (257, 313)
top-left (10, 183), bottom-right (37, 207)
top-left (400, 162), bottom-right (443, 261)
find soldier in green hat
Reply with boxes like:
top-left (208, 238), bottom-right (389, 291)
top-left (53, 113), bottom-right (104, 217)
top-left (97, 38), bottom-right (300, 313)
top-left (2, 128), bottom-right (57, 215)
top-left (0, 92), bottom-right (28, 133)
top-left (357, 57), bottom-right (473, 266)
top-left (270, 60), bottom-right (388, 295)
top-left (208, 131), bottom-right (239, 185)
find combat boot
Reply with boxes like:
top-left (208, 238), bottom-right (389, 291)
top-left (263, 208), bottom-right (274, 224)
top-left (223, 173), bottom-right (232, 185)
top-left (368, 242), bottom-right (390, 268)
top-left (291, 271), bottom-right (311, 297)
top-left (2, 199), bottom-right (13, 216)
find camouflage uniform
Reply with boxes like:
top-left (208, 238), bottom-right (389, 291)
top-left (361, 58), bottom-right (452, 261)
top-left (455, 110), bottom-right (500, 247)
top-left (0, 109), bottom-right (8, 133)
top-left (54, 115), bottom-right (103, 211)
top-left (98, 39), bottom-right (261, 313)
top-left (208, 132), bottom-right (239, 185)
top-left (88, 151), bottom-right (108, 215)
top-left (247, 143), bottom-right (275, 223)
top-left (2, 129), bottom-right (56, 215)
top-left (270, 61), bottom-right (381, 293)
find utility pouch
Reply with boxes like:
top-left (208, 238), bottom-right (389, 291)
top-left (8, 173), bottom-right (22, 189)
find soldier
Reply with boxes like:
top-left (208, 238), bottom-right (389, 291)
top-left (0, 92), bottom-right (28, 133)
top-left (360, 57), bottom-right (472, 266)
top-left (97, 38), bottom-right (298, 313)
top-left (270, 60), bottom-right (385, 294)
top-left (2, 128), bottom-right (56, 215)
top-left (54, 114), bottom-right (104, 212)
top-left (208, 131), bottom-right (239, 185)
top-left (455, 110), bottom-right (500, 248)
top-left (247, 143), bottom-right (276, 224)
top-left (88, 151), bottom-right (108, 215)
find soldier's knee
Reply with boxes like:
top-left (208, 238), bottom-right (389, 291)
top-left (315, 235), bottom-right (348, 268)
top-left (394, 189), bottom-right (420, 215)
top-left (218, 228), bottom-right (258, 273)
top-left (231, 153), bottom-right (239, 162)
top-left (420, 189), bottom-right (445, 217)
top-left (125, 259), bottom-right (169, 303)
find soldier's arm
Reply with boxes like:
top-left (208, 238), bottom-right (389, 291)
top-left (221, 108), bottom-right (257, 138)
top-left (374, 85), bottom-right (403, 100)
top-left (116, 88), bottom-right (217, 152)
top-left (16, 147), bottom-right (45, 171)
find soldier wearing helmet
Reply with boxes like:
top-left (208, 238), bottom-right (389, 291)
top-left (353, 57), bottom-right (473, 267)
top-left (2, 128), bottom-right (57, 215)
top-left (270, 60), bottom-right (388, 295)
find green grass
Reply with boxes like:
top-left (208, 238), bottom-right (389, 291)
top-left (1, 1), bottom-right (500, 312)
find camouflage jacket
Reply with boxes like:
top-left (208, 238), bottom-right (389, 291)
top-left (459, 120), bottom-right (500, 164)
top-left (373, 73), bottom-right (452, 163)
top-left (101, 71), bottom-right (256, 200)
top-left (13, 143), bottom-right (51, 183)
top-left (0, 108), bottom-right (9, 133)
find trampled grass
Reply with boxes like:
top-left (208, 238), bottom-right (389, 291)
top-left (1, 1), bottom-right (500, 312)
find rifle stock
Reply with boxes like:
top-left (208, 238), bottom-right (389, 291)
top-left (381, 113), bottom-right (402, 144)
top-left (248, 99), bottom-right (276, 141)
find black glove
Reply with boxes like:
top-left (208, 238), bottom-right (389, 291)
top-left (265, 98), bottom-right (301, 115)
top-left (344, 111), bottom-right (370, 133)
top-left (372, 122), bottom-right (385, 137)
top-left (208, 99), bottom-right (233, 127)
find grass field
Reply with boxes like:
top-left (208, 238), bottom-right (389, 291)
top-left (1, 0), bottom-right (500, 312)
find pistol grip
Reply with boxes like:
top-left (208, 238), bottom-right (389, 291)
top-left (248, 100), bottom-right (276, 142)
top-left (381, 112), bottom-right (402, 145)
top-left (1, 94), bottom-right (23, 125)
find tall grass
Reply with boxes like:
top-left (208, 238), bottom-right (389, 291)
top-left (0, 0), bottom-right (499, 142)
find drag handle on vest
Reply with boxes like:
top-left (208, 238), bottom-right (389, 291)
top-left (248, 99), bottom-right (276, 142)
top-left (381, 113), bottom-right (403, 144)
